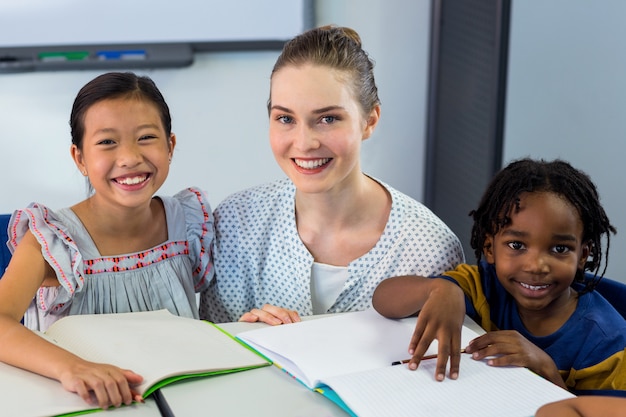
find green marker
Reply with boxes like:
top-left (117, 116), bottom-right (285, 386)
top-left (38, 51), bottom-right (90, 62)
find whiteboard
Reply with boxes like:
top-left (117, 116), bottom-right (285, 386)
top-left (0, 0), bottom-right (309, 48)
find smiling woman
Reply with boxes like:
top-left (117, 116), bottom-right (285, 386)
top-left (0, 72), bottom-right (214, 410)
top-left (200, 25), bottom-right (464, 329)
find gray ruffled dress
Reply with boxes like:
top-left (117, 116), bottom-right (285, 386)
top-left (8, 187), bottom-right (214, 332)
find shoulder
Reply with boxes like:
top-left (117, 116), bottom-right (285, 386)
top-left (440, 263), bottom-right (481, 282)
top-left (379, 179), bottom-right (454, 227)
top-left (9, 203), bottom-right (68, 247)
top-left (577, 291), bottom-right (626, 333)
top-left (160, 187), bottom-right (213, 223)
top-left (214, 178), bottom-right (294, 218)
top-left (379, 179), bottom-right (463, 250)
top-left (159, 187), bottom-right (214, 241)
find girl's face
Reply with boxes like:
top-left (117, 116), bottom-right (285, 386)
top-left (268, 64), bottom-right (379, 195)
top-left (484, 191), bottom-right (589, 317)
top-left (71, 97), bottom-right (174, 210)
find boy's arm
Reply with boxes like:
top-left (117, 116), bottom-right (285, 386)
top-left (373, 276), bottom-right (466, 380)
top-left (536, 396), bottom-right (626, 417)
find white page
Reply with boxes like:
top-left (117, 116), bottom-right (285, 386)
top-left (45, 310), bottom-right (269, 394)
top-left (321, 354), bottom-right (575, 417)
top-left (0, 361), bottom-right (98, 417)
top-left (237, 309), bottom-right (480, 389)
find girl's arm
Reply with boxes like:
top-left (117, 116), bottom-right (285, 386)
top-left (373, 276), bottom-right (466, 381)
top-left (0, 231), bottom-right (143, 409)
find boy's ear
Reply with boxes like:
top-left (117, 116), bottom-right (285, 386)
top-left (483, 235), bottom-right (495, 264)
top-left (578, 240), bottom-right (592, 270)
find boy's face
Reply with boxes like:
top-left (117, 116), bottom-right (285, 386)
top-left (483, 191), bottom-right (589, 318)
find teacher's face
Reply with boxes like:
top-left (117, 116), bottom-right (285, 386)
top-left (268, 63), bottom-right (378, 195)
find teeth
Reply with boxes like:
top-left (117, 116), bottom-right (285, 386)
top-left (519, 282), bottom-right (550, 291)
top-left (116, 175), bottom-right (147, 185)
top-left (294, 158), bottom-right (331, 169)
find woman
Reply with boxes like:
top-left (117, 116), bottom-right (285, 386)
top-left (200, 25), bottom-right (463, 326)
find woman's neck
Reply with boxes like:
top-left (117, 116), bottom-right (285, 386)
top-left (294, 174), bottom-right (391, 266)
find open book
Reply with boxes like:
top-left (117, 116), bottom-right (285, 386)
top-left (0, 310), bottom-right (270, 417)
top-left (237, 309), bottom-right (575, 417)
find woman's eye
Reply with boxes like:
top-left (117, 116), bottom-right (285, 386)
top-left (320, 115), bottom-right (337, 124)
top-left (277, 115), bottom-right (293, 124)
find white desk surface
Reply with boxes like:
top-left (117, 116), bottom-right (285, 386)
top-left (104, 314), bottom-right (485, 417)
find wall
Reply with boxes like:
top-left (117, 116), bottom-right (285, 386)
top-left (504, 0), bottom-right (626, 281)
top-left (0, 0), bottom-right (431, 218)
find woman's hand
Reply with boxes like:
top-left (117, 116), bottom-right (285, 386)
top-left (59, 360), bottom-right (144, 409)
top-left (465, 330), bottom-right (566, 389)
top-left (239, 304), bottom-right (301, 325)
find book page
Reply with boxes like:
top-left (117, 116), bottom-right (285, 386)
top-left (237, 309), bottom-right (480, 389)
top-left (45, 310), bottom-right (270, 396)
top-left (321, 354), bottom-right (575, 417)
top-left (0, 361), bottom-right (98, 417)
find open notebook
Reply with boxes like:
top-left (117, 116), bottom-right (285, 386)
top-left (237, 309), bottom-right (575, 417)
top-left (0, 310), bottom-right (270, 417)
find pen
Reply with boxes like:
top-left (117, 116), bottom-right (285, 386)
top-left (153, 389), bottom-right (176, 417)
top-left (391, 349), bottom-right (467, 365)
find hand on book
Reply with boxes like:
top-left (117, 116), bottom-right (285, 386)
top-left (59, 358), bottom-right (144, 409)
top-left (239, 303), bottom-right (302, 325)
top-left (406, 279), bottom-right (466, 381)
top-left (465, 329), bottom-right (567, 389)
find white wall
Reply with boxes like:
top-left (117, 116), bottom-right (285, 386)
top-left (0, 0), bottom-right (431, 215)
top-left (504, 0), bottom-right (626, 282)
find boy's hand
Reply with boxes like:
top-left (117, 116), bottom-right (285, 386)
top-left (465, 330), bottom-right (566, 388)
top-left (407, 279), bottom-right (465, 380)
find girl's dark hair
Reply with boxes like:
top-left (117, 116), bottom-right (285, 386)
top-left (470, 158), bottom-right (616, 292)
top-left (70, 72), bottom-right (171, 149)
top-left (268, 25), bottom-right (380, 116)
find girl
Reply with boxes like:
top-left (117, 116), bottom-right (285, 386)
top-left (0, 72), bottom-right (213, 409)
top-left (373, 158), bottom-right (626, 394)
top-left (200, 26), bottom-right (464, 325)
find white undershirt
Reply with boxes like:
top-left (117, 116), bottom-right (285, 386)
top-left (310, 262), bottom-right (349, 314)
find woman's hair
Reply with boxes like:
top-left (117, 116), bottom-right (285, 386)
top-left (469, 158), bottom-right (616, 291)
top-left (268, 25), bottom-right (380, 116)
top-left (70, 72), bottom-right (172, 150)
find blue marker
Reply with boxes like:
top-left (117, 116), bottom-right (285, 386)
top-left (96, 50), bottom-right (146, 61)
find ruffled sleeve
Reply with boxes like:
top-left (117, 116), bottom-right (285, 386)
top-left (8, 204), bottom-right (85, 314)
top-left (173, 187), bottom-right (215, 292)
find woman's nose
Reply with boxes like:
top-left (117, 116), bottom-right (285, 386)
top-left (292, 125), bottom-right (321, 151)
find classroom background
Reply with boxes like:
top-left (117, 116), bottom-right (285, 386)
top-left (1, 0), bottom-right (625, 282)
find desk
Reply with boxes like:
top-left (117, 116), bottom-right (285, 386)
top-left (104, 315), bottom-right (485, 417)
